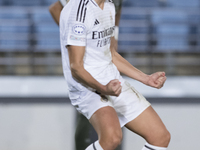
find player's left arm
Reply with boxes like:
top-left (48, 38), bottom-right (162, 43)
top-left (110, 38), bottom-right (166, 89)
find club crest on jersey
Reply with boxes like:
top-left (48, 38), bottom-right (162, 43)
top-left (72, 24), bottom-right (86, 35)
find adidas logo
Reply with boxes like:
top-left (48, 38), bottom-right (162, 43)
top-left (94, 19), bottom-right (100, 26)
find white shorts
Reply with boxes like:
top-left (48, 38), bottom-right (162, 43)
top-left (71, 80), bottom-right (151, 127)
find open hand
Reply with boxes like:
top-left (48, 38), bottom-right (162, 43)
top-left (146, 72), bottom-right (167, 89)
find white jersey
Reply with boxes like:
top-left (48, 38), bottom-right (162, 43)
top-left (59, 0), bottom-right (69, 6)
top-left (60, 0), bottom-right (123, 98)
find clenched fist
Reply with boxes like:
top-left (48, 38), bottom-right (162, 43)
top-left (146, 72), bottom-right (167, 89)
top-left (102, 79), bottom-right (122, 96)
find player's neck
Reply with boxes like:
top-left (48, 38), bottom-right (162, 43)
top-left (94, 0), bottom-right (105, 9)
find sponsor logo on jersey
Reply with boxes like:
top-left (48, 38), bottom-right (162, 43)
top-left (97, 37), bottom-right (111, 47)
top-left (92, 26), bottom-right (115, 47)
top-left (72, 24), bottom-right (86, 35)
top-left (92, 26), bottom-right (115, 39)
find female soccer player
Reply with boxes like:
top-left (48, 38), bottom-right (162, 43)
top-left (59, 0), bottom-right (171, 149)
top-left (49, 0), bottom-right (123, 149)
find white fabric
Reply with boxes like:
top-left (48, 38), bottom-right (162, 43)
top-left (85, 141), bottom-right (103, 150)
top-left (73, 80), bottom-right (150, 127)
top-left (59, 0), bottom-right (68, 6)
top-left (60, 0), bottom-right (119, 99)
top-left (114, 26), bottom-right (119, 40)
top-left (85, 143), bottom-right (94, 150)
top-left (142, 142), bottom-right (167, 150)
top-left (94, 141), bottom-right (103, 150)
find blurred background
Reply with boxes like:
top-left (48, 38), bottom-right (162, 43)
top-left (0, 0), bottom-right (200, 149)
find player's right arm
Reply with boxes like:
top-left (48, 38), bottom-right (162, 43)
top-left (67, 45), bottom-right (122, 96)
top-left (49, 1), bottom-right (63, 25)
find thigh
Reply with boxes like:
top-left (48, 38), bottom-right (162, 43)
top-left (89, 106), bottom-right (122, 139)
top-left (125, 106), bottom-right (168, 140)
top-left (110, 81), bottom-right (151, 127)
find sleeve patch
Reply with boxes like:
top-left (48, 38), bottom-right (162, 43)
top-left (72, 24), bottom-right (86, 35)
top-left (70, 35), bottom-right (86, 42)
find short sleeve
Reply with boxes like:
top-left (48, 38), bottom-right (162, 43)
top-left (64, 22), bottom-right (87, 46)
top-left (60, 7), bottom-right (90, 47)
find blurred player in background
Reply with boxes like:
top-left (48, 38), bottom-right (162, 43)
top-left (49, 0), bottom-right (123, 149)
top-left (59, 0), bottom-right (170, 150)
